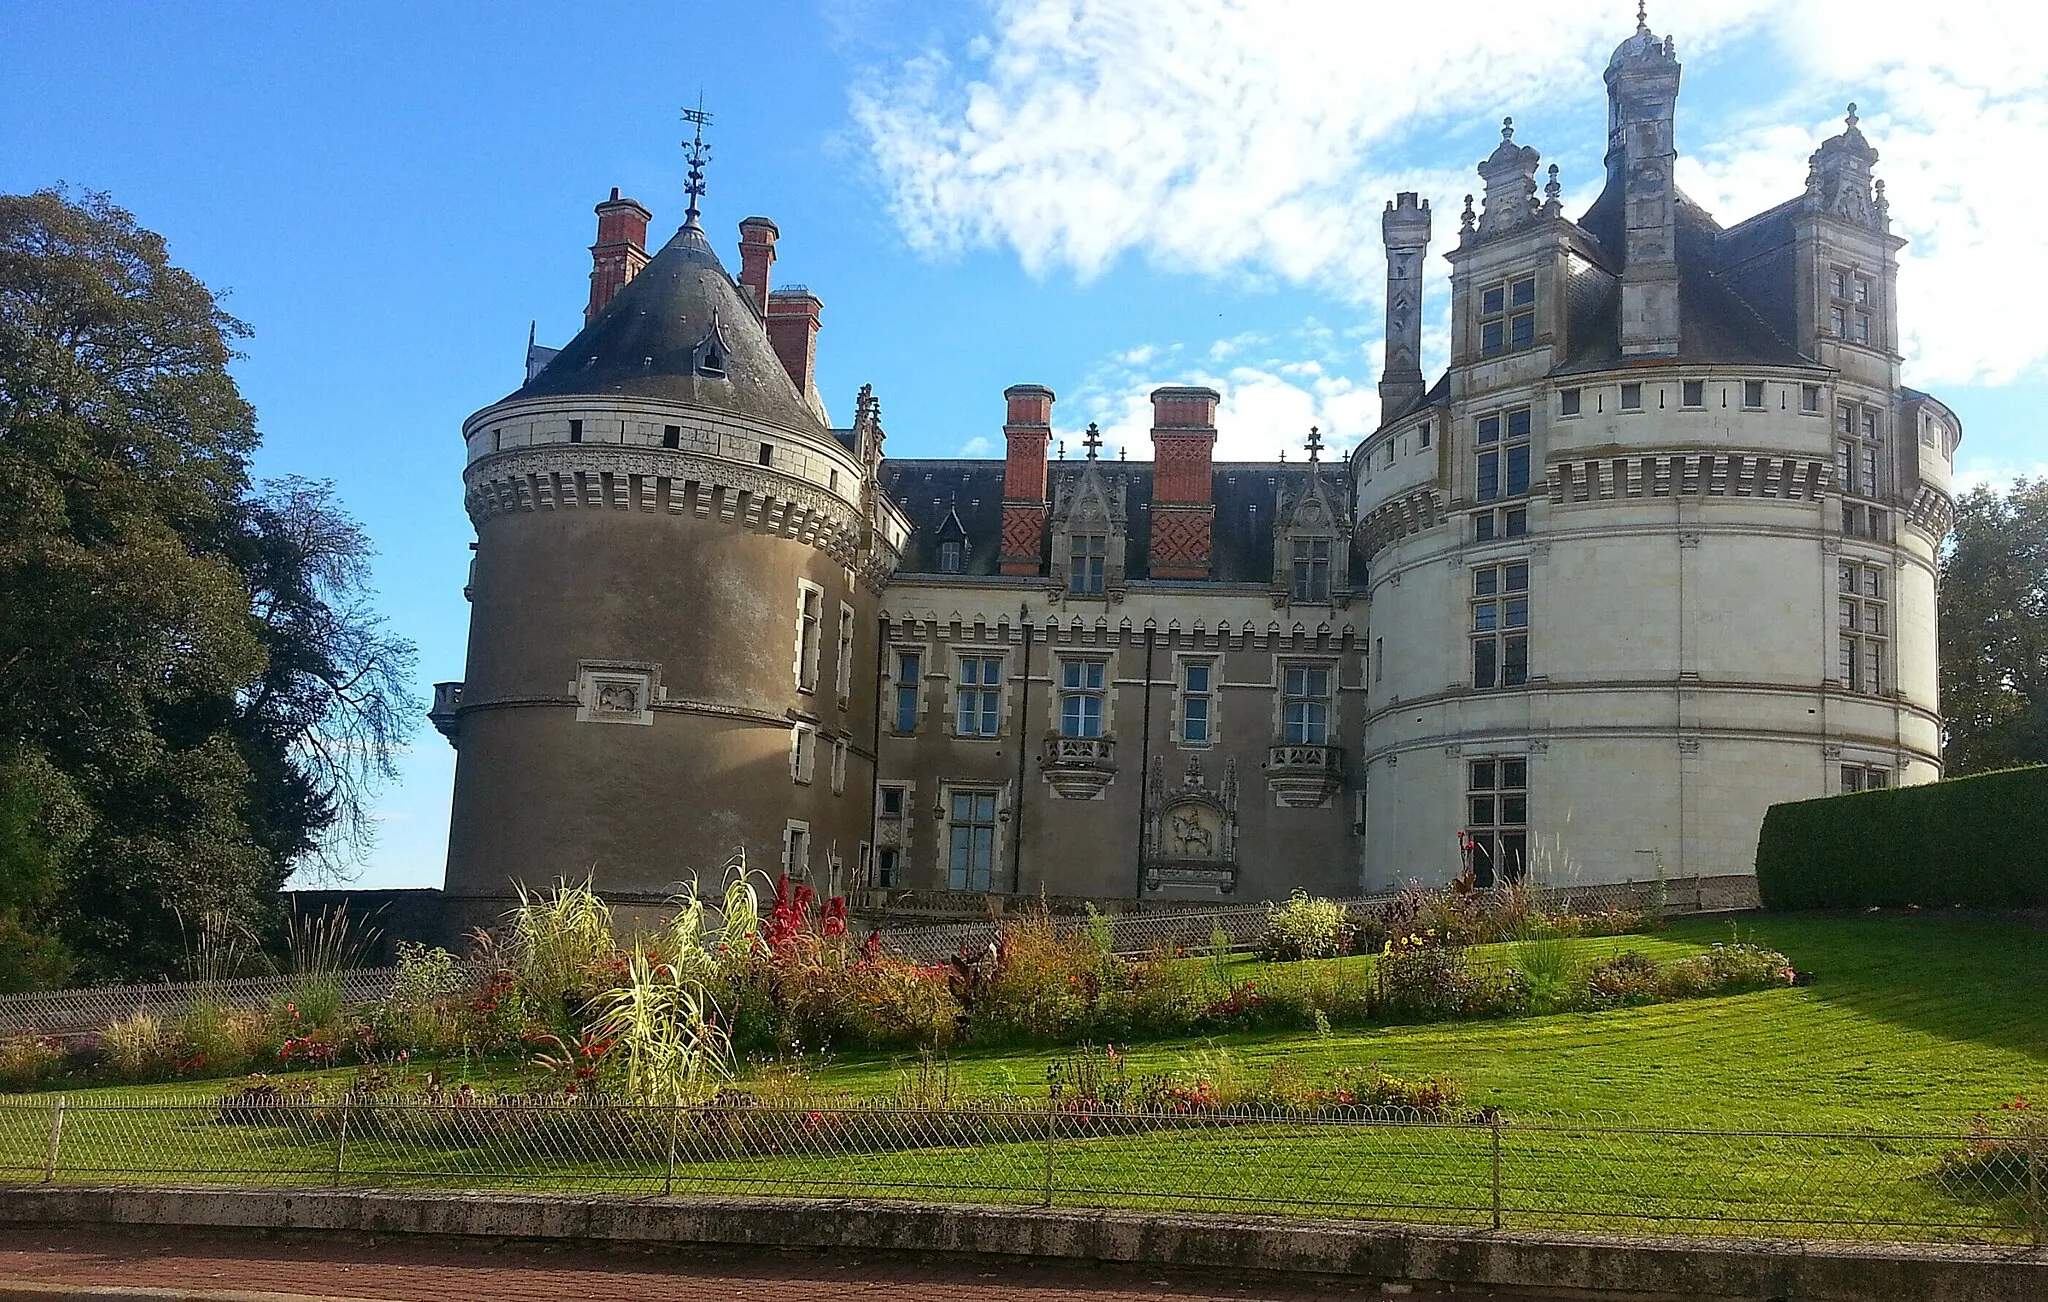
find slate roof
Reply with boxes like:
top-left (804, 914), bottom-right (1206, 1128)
top-left (880, 459), bottom-right (1357, 583)
top-left (507, 220), bottom-right (824, 433)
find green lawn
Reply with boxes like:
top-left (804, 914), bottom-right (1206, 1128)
top-left (2, 915), bottom-right (2042, 1244)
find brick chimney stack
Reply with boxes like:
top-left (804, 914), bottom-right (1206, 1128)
top-left (765, 287), bottom-right (823, 398)
top-left (586, 188), bottom-right (653, 324)
top-left (998, 384), bottom-right (1054, 576)
top-left (738, 216), bottom-right (779, 311)
top-left (1148, 386), bottom-right (1220, 580)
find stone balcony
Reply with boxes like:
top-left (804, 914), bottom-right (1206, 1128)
top-left (1266, 742), bottom-right (1343, 808)
top-left (1040, 734), bottom-right (1117, 800)
top-left (429, 681), bottom-right (464, 746)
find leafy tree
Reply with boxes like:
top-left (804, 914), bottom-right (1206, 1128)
top-left (0, 187), bottom-right (415, 983)
top-left (1939, 477), bottom-right (2048, 775)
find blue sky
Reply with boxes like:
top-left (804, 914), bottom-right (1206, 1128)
top-left (4, 1), bottom-right (2042, 890)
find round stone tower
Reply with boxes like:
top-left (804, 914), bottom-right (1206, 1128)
top-left (438, 197), bottom-right (907, 922)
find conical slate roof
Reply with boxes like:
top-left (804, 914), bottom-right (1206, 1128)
top-left (509, 220), bottom-right (824, 434)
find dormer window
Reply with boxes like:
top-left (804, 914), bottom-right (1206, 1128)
top-left (1291, 538), bottom-right (1332, 603)
top-left (937, 539), bottom-right (964, 573)
top-left (1070, 535), bottom-right (1107, 594)
top-left (696, 348), bottom-right (726, 378)
top-left (1480, 276), bottom-right (1536, 356)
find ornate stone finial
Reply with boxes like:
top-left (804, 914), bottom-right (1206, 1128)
top-left (1057, 439), bottom-right (1066, 460)
top-left (1636, 0), bottom-right (1649, 33)
top-left (1278, 447), bottom-right (1287, 463)
top-left (1845, 102), bottom-right (1859, 132)
top-left (1305, 425), bottom-right (1324, 464)
top-left (681, 94), bottom-right (714, 226)
top-left (1543, 163), bottom-right (1563, 215)
top-left (1082, 422), bottom-right (1103, 460)
top-left (1873, 177), bottom-right (1890, 227)
top-left (1460, 193), bottom-right (1476, 233)
top-left (1501, 116), bottom-right (1515, 142)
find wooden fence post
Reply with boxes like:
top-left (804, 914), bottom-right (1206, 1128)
top-left (331, 1096), bottom-right (352, 1188)
top-left (43, 1096), bottom-right (64, 1183)
top-left (1489, 1113), bottom-right (1504, 1231)
top-left (1042, 1095), bottom-right (1059, 1209)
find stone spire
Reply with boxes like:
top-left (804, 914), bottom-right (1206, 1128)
top-left (1379, 192), bottom-right (1431, 421)
top-left (1604, 13), bottom-right (1682, 355)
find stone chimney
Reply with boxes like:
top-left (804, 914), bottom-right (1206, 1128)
top-left (586, 188), bottom-right (652, 324)
top-left (765, 287), bottom-right (823, 397)
top-left (1148, 386), bottom-right (1220, 580)
top-left (1605, 22), bottom-right (1683, 355)
top-left (998, 385), bottom-right (1054, 576)
top-left (738, 217), bottom-right (778, 311)
top-left (1379, 193), bottom-right (1431, 422)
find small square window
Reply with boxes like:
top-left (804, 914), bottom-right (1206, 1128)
top-left (1620, 383), bottom-right (1642, 411)
top-left (1802, 385), bottom-right (1822, 413)
top-left (1474, 568), bottom-right (1499, 597)
top-left (1682, 380), bottom-right (1704, 407)
top-left (1744, 380), bottom-right (1766, 408)
top-left (1474, 513), bottom-right (1497, 542)
top-left (569, 419), bottom-right (583, 444)
top-left (663, 424), bottom-right (681, 449)
top-left (1418, 422), bottom-right (1432, 448)
top-left (758, 442), bottom-right (775, 466)
top-left (1505, 507), bottom-right (1527, 537)
top-left (880, 787), bottom-right (905, 817)
top-left (1560, 388), bottom-right (1581, 417)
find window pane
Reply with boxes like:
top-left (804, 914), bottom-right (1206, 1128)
top-left (1501, 795), bottom-right (1527, 825)
top-left (1511, 277), bottom-right (1536, 307)
top-left (1683, 380), bottom-right (1704, 407)
top-left (1507, 408), bottom-right (1531, 440)
top-left (1621, 383), bottom-right (1642, 410)
top-left (1502, 758), bottom-right (1527, 788)
top-left (1839, 600), bottom-right (1856, 628)
top-left (1839, 564), bottom-right (1856, 593)
top-left (1745, 380), bottom-right (1766, 408)
top-left (975, 793), bottom-right (996, 821)
top-left (1063, 662), bottom-right (1082, 689)
top-left (1473, 638), bottom-right (1498, 689)
top-left (1505, 597), bottom-right (1528, 629)
top-left (1478, 416), bottom-right (1501, 445)
top-left (1285, 666), bottom-right (1306, 695)
top-left (1469, 760), bottom-right (1496, 790)
top-left (1482, 285), bottom-right (1505, 315)
top-left (1477, 450), bottom-right (1500, 501)
top-left (1560, 388), bottom-right (1581, 416)
top-left (1863, 569), bottom-right (1881, 600)
top-left (1866, 768), bottom-right (1888, 789)
top-left (1503, 635), bottom-right (1529, 686)
top-left (1481, 321), bottom-right (1503, 354)
top-left (1510, 312), bottom-right (1534, 348)
top-left (1840, 766), bottom-right (1862, 793)
top-left (1469, 796), bottom-right (1496, 827)
top-left (1304, 702), bottom-right (1328, 744)
top-left (896, 686), bottom-right (918, 732)
top-left (899, 654), bottom-right (919, 683)
top-left (1473, 601), bottom-right (1497, 632)
top-left (1475, 514), bottom-right (1497, 542)
top-left (1185, 664), bottom-right (1209, 693)
top-left (1505, 563), bottom-right (1528, 592)
top-left (1086, 662), bottom-right (1105, 689)
top-left (1506, 508), bottom-right (1527, 537)
top-left (1506, 446), bottom-right (1530, 496)
top-left (1184, 699), bottom-right (1209, 742)
top-left (1474, 568), bottom-right (1499, 597)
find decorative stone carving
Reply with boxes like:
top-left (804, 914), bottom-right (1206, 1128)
top-left (575, 660), bottom-right (658, 726)
top-left (1040, 734), bottom-right (1116, 800)
top-left (1143, 756), bottom-right (1241, 895)
top-left (1266, 743), bottom-right (1344, 809)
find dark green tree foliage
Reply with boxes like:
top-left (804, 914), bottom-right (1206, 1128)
top-left (0, 189), bottom-right (415, 985)
top-left (1940, 478), bottom-right (2048, 774)
top-left (1755, 765), bottom-right (2048, 910)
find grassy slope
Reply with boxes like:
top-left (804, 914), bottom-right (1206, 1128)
top-left (11, 916), bottom-right (2045, 1124)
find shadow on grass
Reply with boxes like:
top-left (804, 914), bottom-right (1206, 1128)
top-left (1664, 913), bottom-right (2048, 1063)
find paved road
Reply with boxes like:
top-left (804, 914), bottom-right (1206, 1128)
top-left (1, 1226), bottom-right (1437, 1302)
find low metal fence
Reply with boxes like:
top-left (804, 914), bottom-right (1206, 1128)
top-left (0, 970), bottom-right (406, 1038)
top-left (0, 1095), bottom-right (2039, 1246)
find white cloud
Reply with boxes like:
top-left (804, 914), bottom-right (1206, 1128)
top-left (857, 0), bottom-right (2048, 390)
top-left (1953, 460), bottom-right (2048, 497)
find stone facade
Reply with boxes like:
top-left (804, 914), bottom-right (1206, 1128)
top-left (438, 16), bottom-right (1954, 908)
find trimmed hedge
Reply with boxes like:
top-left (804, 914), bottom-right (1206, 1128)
top-left (1756, 765), bottom-right (2048, 910)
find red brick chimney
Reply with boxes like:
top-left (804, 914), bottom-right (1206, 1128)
top-left (738, 216), bottom-right (778, 311)
top-left (586, 188), bottom-right (652, 324)
top-left (1148, 386), bottom-right (1220, 579)
top-left (765, 287), bottom-right (823, 397)
top-left (998, 385), bottom-right (1054, 576)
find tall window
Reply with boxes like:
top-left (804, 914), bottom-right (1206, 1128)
top-left (1474, 506), bottom-right (1527, 543)
top-left (875, 846), bottom-right (902, 887)
top-left (1466, 758), bottom-right (1527, 887)
top-left (937, 539), bottom-right (964, 573)
top-left (1291, 538), bottom-right (1332, 602)
top-left (1476, 407), bottom-right (1531, 502)
top-left (1059, 660), bottom-right (1106, 737)
top-left (893, 651), bottom-right (920, 733)
top-left (947, 791), bottom-right (998, 890)
top-left (1472, 561), bottom-right (1530, 689)
top-left (1838, 563), bottom-right (1888, 694)
top-left (795, 584), bottom-right (823, 692)
top-left (829, 738), bottom-right (848, 794)
top-left (1070, 534), bottom-right (1107, 594)
top-left (835, 603), bottom-right (856, 699)
top-left (1180, 661), bottom-right (1214, 744)
top-left (783, 822), bottom-right (811, 879)
top-left (1480, 275), bottom-right (1535, 356)
top-left (956, 655), bottom-right (1003, 737)
top-left (790, 725), bottom-right (817, 785)
top-left (1282, 664), bottom-right (1332, 745)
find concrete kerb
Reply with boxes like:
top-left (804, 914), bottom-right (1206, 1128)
top-left (2, 1186), bottom-right (2044, 1301)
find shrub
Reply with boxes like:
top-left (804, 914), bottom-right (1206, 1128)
top-left (102, 1011), bottom-right (170, 1077)
top-left (1260, 891), bottom-right (1353, 961)
top-left (1587, 951), bottom-right (1662, 1007)
top-left (0, 1035), bottom-right (63, 1091)
top-left (1375, 937), bottom-right (1470, 1020)
top-left (1659, 943), bottom-right (1795, 999)
top-left (1756, 764), bottom-right (2048, 909)
top-left (1510, 927), bottom-right (1580, 1013)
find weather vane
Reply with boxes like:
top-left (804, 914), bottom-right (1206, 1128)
top-left (1305, 425), bottom-right (1324, 464)
top-left (682, 93), bottom-right (714, 225)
